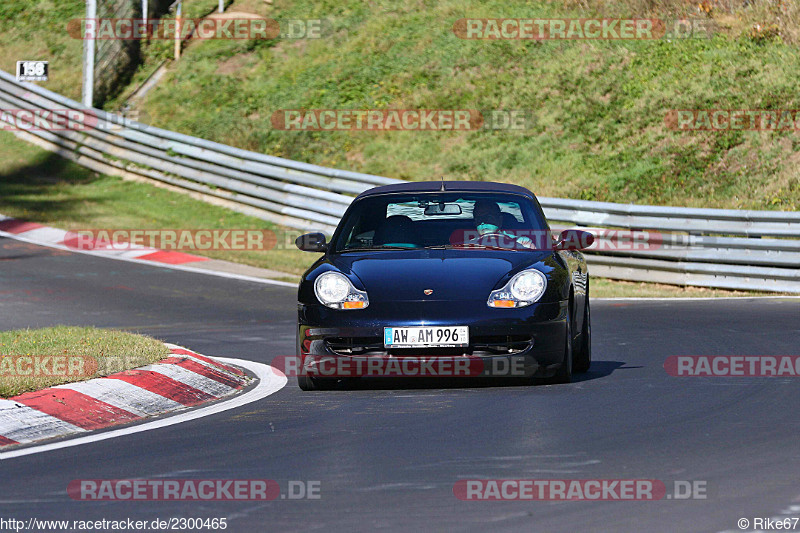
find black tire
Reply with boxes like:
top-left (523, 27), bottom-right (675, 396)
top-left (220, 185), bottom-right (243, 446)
top-left (297, 374), bottom-right (317, 391)
top-left (573, 299), bottom-right (592, 373)
top-left (296, 333), bottom-right (332, 391)
top-left (296, 331), bottom-right (317, 391)
top-left (548, 306), bottom-right (573, 384)
top-left (298, 375), bottom-right (339, 391)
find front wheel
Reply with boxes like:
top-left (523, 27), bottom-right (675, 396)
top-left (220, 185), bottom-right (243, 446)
top-left (296, 336), bottom-right (335, 391)
top-left (547, 307), bottom-right (573, 384)
top-left (573, 299), bottom-right (591, 373)
top-left (297, 375), bottom-right (317, 391)
top-left (297, 375), bottom-right (338, 391)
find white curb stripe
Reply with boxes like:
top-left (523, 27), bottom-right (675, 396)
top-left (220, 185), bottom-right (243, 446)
top-left (139, 363), bottom-right (237, 397)
top-left (177, 354), bottom-right (241, 376)
top-left (75, 247), bottom-right (162, 260)
top-left (163, 343), bottom-right (186, 350)
top-left (0, 399), bottom-right (85, 444)
top-left (53, 379), bottom-right (184, 417)
top-left (163, 344), bottom-right (240, 374)
top-left (0, 349), bottom-right (249, 450)
top-left (0, 358), bottom-right (286, 460)
top-left (18, 227), bottom-right (69, 243)
top-left (100, 249), bottom-right (159, 259)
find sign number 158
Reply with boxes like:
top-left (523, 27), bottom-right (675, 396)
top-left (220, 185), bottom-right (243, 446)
top-left (16, 61), bottom-right (48, 81)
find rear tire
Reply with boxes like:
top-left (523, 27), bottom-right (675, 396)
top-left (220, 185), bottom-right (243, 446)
top-left (573, 299), bottom-right (592, 373)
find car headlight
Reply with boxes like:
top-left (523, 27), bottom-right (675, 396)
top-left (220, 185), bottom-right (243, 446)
top-left (487, 269), bottom-right (547, 308)
top-left (314, 271), bottom-right (369, 310)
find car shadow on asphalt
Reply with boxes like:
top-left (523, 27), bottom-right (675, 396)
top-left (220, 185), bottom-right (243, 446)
top-left (306, 360), bottom-right (631, 390)
top-left (571, 360), bottom-right (633, 383)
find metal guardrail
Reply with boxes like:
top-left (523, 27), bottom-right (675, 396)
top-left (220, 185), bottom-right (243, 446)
top-left (0, 70), bottom-right (396, 232)
top-left (1, 69), bottom-right (799, 293)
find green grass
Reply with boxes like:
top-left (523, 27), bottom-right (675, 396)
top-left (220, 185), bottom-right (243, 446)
top-left (0, 0), bottom-right (227, 105)
top-left (125, 0), bottom-right (800, 211)
top-left (3, 0), bottom-right (799, 210)
top-left (0, 326), bottom-right (169, 397)
top-left (589, 278), bottom-right (776, 299)
top-left (0, 1), bottom-right (86, 100)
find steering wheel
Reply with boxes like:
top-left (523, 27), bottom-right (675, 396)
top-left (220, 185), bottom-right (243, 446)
top-left (464, 232), bottom-right (535, 250)
top-left (464, 232), bottom-right (511, 246)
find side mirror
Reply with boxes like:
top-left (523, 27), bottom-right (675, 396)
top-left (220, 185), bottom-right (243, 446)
top-left (556, 229), bottom-right (594, 251)
top-left (295, 232), bottom-right (328, 252)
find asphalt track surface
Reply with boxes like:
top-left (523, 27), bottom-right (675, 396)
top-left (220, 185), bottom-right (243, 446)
top-left (0, 236), bottom-right (798, 533)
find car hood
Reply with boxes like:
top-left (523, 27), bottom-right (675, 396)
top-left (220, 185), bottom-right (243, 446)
top-left (330, 249), bottom-right (553, 302)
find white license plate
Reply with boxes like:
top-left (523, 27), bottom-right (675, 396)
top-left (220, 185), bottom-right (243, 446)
top-left (384, 326), bottom-right (469, 348)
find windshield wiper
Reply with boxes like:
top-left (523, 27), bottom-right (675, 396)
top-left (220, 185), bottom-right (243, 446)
top-left (424, 244), bottom-right (518, 251)
top-left (341, 245), bottom-right (418, 252)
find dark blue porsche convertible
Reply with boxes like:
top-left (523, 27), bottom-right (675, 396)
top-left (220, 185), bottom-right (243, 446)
top-left (294, 181), bottom-right (593, 390)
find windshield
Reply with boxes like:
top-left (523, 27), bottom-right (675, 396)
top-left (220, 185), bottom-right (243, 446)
top-left (331, 192), bottom-right (550, 253)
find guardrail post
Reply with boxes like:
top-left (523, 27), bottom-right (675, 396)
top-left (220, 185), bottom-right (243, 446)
top-left (174, 1), bottom-right (182, 60)
top-left (82, 0), bottom-right (97, 107)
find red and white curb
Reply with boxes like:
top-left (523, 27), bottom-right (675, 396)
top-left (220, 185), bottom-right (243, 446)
top-left (0, 344), bottom-right (275, 452)
top-left (0, 215), bottom-right (295, 287)
top-left (0, 216), bottom-right (207, 265)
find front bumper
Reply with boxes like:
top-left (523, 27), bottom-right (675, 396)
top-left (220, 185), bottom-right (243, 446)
top-left (297, 299), bottom-right (568, 380)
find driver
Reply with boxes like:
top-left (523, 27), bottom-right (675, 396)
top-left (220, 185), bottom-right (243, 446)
top-left (472, 200), bottom-right (534, 249)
